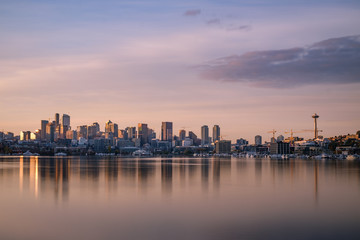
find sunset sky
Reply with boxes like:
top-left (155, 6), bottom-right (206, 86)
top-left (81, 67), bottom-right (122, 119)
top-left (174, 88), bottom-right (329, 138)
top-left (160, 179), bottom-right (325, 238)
top-left (1, 0), bottom-right (359, 143)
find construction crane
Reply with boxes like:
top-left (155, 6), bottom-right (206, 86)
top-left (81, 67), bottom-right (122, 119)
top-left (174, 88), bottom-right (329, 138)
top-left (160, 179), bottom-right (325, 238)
top-left (302, 129), bottom-right (323, 139)
top-left (284, 129), bottom-right (304, 146)
top-left (267, 129), bottom-right (277, 139)
top-left (219, 135), bottom-right (227, 140)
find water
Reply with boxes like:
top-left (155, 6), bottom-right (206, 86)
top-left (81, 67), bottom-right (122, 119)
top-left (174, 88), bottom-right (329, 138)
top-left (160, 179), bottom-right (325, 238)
top-left (0, 156), bottom-right (360, 240)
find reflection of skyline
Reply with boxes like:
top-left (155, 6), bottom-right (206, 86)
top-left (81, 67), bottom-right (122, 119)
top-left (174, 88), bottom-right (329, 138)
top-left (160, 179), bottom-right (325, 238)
top-left (1, 157), bottom-right (359, 204)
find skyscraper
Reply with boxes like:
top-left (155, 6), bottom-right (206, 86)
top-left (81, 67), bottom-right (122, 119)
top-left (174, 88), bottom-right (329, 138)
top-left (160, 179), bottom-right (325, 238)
top-left (161, 122), bottom-right (173, 142)
top-left (138, 123), bottom-right (148, 146)
top-left (41, 120), bottom-right (48, 140)
top-left (61, 114), bottom-right (71, 138)
top-left (201, 125), bottom-right (209, 146)
top-left (255, 135), bottom-right (262, 145)
top-left (46, 122), bottom-right (55, 142)
top-left (127, 127), bottom-right (137, 139)
top-left (179, 129), bottom-right (186, 141)
top-left (105, 120), bottom-right (118, 138)
top-left (62, 114), bottom-right (70, 127)
top-left (55, 113), bottom-right (60, 125)
top-left (213, 125), bottom-right (220, 143)
top-left (77, 125), bottom-right (87, 139)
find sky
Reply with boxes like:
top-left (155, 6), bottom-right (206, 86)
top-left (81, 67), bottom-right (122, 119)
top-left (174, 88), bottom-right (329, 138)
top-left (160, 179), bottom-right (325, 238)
top-left (0, 0), bottom-right (360, 143)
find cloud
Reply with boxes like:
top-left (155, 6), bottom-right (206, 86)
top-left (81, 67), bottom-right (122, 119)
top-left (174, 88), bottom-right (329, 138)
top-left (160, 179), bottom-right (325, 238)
top-left (206, 18), bottom-right (221, 25)
top-left (226, 25), bottom-right (251, 31)
top-left (198, 35), bottom-right (360, 88)
top-left (183, 9), bottom-right (201, 16)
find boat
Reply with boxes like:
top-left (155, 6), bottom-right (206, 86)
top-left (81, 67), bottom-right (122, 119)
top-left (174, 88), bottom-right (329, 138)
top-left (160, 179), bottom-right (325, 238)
top-left (346, 155), bottom-right (359, 161)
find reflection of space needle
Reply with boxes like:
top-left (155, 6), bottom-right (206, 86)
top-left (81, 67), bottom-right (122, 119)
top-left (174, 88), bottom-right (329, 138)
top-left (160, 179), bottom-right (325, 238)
top-left (314, 162), bottom-right (319, 205)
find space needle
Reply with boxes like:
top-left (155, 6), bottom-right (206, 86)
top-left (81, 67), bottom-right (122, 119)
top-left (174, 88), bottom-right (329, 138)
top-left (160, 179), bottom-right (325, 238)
top-left (312, 113), bottom-right (319, 139)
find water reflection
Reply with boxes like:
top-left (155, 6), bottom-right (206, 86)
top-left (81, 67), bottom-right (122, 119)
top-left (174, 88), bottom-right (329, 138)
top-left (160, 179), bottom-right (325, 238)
top-left (0, 157), bottom-right (360, 205)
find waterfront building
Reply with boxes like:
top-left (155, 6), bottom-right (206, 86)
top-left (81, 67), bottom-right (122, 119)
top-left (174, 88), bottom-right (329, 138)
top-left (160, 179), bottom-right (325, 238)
top-left (201, 125), bottom-right (209, 146)
top-left (161, 122), bottom-right (173, 142)
top-left (213, 125), bottom-right (220, 143)
top-left (182, 138), bottom-right (193, 147)
top-left (215, 140), bottom-right (231, 154)
top-left (270, 141), bottom-right (290, 155)
top-left (255, 135), bottom-right (262, 145)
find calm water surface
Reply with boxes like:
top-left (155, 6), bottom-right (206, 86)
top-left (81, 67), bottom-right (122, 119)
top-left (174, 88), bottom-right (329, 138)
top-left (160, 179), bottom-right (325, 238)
top-left (1, 156), bottom-right (360, 240)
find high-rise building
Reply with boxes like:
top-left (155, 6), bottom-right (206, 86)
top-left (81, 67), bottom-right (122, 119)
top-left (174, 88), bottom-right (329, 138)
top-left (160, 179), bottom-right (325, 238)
top-left (92, 122), bottom-right (100, 132)
top-left (105, 120), bottom-right (118, 138)
top-left (161, 122), bottom-right (173, 142)
top-left (179, 129), bottom-right (186, 141)
top-left (55, 113), bottom-right (60, 125)
top-left (148, 128), bottom-right (156, 142)
top-left (126, 127), bottom-right (137, 139)
top-left (62, 114), bottom-right (70, 127)
top-left (87, 124), bottom-right (98, 139)
top-left (213, 125), bottom-right (220, 143)
top-left (255, 135), bottom-right (262, 145)
top-left (41, 120), bottom-right (49, 140)
top-left (20, 131), bottom-right (31, 141)
top-left (77, 125), bottom-right (87, 139)
top-left (189, 131), bottom-right (200, 146)
top-left (46, 122), bottom-right (55, 142)
top-left (66, 130), bottom-right (77, 140)
top-left (60, 114), bottom-right (71, 138)
top-left (201, 125), bottom-right (209, 146)
top-left (138, 123), bottom-right (148, 146)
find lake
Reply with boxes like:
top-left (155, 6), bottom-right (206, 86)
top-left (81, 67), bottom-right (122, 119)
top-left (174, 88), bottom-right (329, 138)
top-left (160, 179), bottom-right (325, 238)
top-left (0, 156), bottom-right (360, 240)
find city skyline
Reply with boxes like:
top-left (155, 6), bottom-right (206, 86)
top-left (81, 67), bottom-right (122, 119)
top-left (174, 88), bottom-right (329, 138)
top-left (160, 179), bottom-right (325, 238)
top-left (1, 0), bottom-right (360, 142)
top-left (1, 111), bottom-right (359, 144)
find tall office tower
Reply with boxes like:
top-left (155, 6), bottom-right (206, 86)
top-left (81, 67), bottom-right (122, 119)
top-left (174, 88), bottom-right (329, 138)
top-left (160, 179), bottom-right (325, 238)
top-left (138, 123), bottom-right (149, 146)
top-left (41, 120), bottom-right (49, 140)
top-left (20, 131), bottom-right (31, 141)
top-left (201, 125), bottom-right (209, 146)
top-left (148, 128), bottom-right (156, 142)
top-left (55, 113), bottom-right (60, 125)
top-left (77, 125), bottom-right (88, 139)
top-left (105, 120), bottom-right (118, 138)
top-left (126, 127), bottom-right (137, 139)
top-left (46, 122), bottom-right (55, 142)
top-left (179, 129), bottom-right (186, 141)
top-left (87, 124), bottom-right (98, 139)
top-left (92, 122), bottom-right (100, 132)
top-left (161, 122), bottom-right (173, 142)
top-left (213, 125), bottom-right (220, 143)
top-left (62, 114), bottom-right (70, 127)
top-left (255, 135), bottom-right (262, 145)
